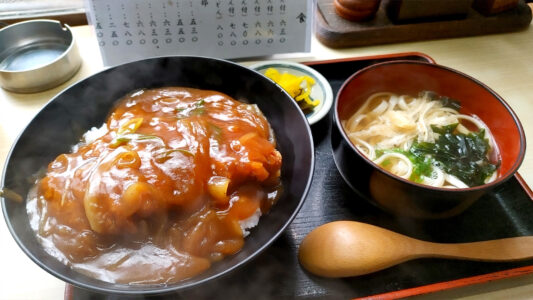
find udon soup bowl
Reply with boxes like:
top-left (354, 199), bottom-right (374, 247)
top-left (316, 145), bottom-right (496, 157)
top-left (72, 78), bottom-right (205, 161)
top-left (332, 61), bottom-right (526, 219)
top-left (1, 56), bottom-right (314, 295)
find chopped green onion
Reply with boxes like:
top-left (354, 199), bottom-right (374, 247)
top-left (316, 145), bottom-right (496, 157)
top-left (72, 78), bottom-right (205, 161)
top-left (110, 133), bottom-right (164, 148)
top-left (154, 148), bottom-right (194, 163)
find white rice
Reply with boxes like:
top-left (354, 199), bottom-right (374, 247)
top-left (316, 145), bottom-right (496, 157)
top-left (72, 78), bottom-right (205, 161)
top-left (239, 208), bottom-right (262, 237)
top-left (83, 123), bottom-right (109, 144)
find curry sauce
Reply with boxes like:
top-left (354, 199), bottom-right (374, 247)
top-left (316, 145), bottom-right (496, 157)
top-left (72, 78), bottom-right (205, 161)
top-left (26, 87), bottom-right (282, 284)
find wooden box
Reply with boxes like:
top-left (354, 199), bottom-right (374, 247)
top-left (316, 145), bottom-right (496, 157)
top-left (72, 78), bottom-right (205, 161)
top-left (385, 0), bottom-right (474, 22)
top-left (474, 0), bottom-right (520, 15)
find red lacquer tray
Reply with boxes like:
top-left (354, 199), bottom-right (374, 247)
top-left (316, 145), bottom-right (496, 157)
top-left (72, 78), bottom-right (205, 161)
top-left (65, 52), bottom-right (533, 300)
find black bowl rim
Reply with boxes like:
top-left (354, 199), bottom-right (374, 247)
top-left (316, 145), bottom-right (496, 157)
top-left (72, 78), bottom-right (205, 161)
top-left (334, 60), bottom-right (526, 193)
top-left (1, 55), bottom-right (315, 295)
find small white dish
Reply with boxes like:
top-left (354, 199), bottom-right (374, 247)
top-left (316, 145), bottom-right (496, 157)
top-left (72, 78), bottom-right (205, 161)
top-left (248, 60), bottom-right (333, 125)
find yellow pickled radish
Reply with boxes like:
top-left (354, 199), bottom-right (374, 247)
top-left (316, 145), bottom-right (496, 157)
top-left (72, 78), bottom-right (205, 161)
top-left (264, 67), bottom-right (320, 110)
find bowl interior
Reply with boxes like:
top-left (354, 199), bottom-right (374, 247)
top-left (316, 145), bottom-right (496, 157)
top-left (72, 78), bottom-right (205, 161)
top-left (336, 61), bottom-right (525, 182)
top-left (1, 56), bottom-right (314, 294)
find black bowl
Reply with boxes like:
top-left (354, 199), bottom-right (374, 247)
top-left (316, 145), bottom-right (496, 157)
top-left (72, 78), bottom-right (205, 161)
top-left (332, 61), bottom-right (526, 219)
top-left (1, 56), bottom-right (314, 295)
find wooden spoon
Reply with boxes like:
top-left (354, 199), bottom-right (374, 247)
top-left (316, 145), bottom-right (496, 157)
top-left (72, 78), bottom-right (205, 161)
top-left (298, 221), bottom-right (533, 278)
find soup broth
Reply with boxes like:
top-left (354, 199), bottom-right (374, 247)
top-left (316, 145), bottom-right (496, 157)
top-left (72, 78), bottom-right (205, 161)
top-left (342, 92), bottom-right (499, 188)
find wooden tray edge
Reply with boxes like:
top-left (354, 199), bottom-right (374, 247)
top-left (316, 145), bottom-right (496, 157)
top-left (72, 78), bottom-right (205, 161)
top-left (356, 265), bottom-right (533, 300)
top-left (302, 51), bottom-right (436, 65)
top-left (515, 172), bottom-right (533, 200)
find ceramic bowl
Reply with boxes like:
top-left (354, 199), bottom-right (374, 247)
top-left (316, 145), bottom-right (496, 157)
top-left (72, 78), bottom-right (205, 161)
top-left (332, 61), bottom-right (526, 219)
top-left (1, 56), bottom-right (314, 295)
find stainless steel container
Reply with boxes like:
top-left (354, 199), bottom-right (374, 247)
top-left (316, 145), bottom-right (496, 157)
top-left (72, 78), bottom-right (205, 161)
top-left (0, 19), bottom-right (81, 93)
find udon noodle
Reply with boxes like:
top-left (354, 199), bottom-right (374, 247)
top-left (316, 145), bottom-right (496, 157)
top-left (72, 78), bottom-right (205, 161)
top-left (342, 92), bottom-right (499, 188)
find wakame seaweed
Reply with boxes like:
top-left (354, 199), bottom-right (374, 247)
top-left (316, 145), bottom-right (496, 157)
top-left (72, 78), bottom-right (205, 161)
top-left (410, 124), bottom-right (499, 186)
top-left (376, 148), bottom-right (434, 183)
top-left (419, 91), bottom-right (461, 111)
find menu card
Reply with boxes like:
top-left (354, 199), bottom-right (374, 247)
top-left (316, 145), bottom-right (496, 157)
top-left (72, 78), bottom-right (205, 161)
top-left (84, 0), bottom-right (313, 66)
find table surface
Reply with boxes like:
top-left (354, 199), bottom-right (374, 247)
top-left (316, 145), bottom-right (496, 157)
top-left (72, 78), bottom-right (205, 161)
top-left (1, 17), bottom-right (533, 300)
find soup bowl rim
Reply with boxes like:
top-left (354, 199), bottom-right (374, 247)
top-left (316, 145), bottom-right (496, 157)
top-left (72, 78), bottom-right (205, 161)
top-left (333, 60), bottom-right (526, 193)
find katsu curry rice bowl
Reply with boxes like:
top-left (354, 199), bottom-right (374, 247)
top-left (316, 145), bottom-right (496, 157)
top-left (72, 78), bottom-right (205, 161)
top-left (1, 56), bottom-right (314, 295)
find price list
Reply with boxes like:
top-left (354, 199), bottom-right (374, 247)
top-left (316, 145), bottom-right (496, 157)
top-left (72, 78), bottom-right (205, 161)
top-left (85, 0), bottom-right (312, 66)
